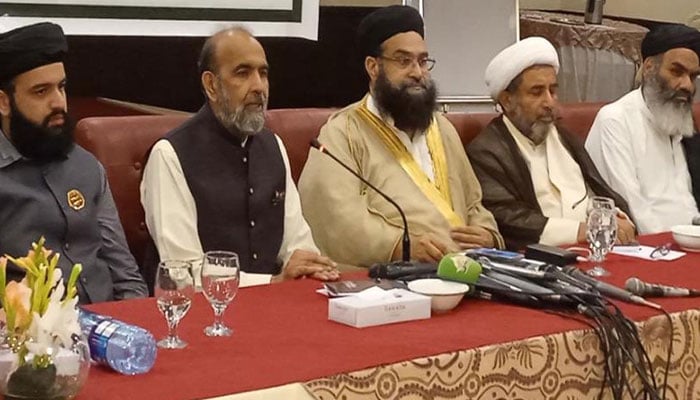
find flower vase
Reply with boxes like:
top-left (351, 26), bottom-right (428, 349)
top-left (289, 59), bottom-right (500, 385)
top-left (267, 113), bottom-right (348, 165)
top-left (0, 333), bottom-right (90, 400)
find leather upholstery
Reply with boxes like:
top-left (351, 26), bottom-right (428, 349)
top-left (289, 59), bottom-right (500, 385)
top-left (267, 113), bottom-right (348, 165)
top-left (74, 102), bottom-right (700, 277)
top-left (75, 115), bottom-right (189, 269)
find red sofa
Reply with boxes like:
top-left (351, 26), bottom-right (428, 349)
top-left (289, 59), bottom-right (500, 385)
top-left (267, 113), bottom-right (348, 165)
top-left (74, 103), bottom-right (700, 282)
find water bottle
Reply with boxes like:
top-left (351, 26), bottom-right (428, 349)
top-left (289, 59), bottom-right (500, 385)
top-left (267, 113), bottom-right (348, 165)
top-left (78, 308), bottom-right (157, 375)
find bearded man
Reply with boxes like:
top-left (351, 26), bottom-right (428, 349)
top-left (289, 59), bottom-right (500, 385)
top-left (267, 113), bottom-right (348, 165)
top-left (141, 27), bottom-right (339, 286)
top-left (298, 5), bottom-right (502, 267)
top-left (0, 22), bottom-right (147, 303)
top-left (467, 37), bottom-right (634, 250)
top-left (586, 24), bottom-right (700, 234)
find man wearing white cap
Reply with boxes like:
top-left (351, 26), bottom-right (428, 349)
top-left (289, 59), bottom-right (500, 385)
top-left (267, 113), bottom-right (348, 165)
top-left (467, 37), bottom-right (635, 250)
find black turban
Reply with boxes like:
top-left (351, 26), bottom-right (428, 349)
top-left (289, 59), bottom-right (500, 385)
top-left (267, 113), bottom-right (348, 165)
top-left (0, 22), bottom-right (67, 83)
top-left (641, 23), bottom-right (700, 60)
top-left (357, 5), bottom-right (424, 57)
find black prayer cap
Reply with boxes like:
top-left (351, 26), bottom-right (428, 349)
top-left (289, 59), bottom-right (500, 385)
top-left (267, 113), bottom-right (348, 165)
top-left (641, 23), bottom-right (700, 60)
top-left (0, 22), bottom-right (67, 83)
top-left (357, 5), bottom-right (424, 57)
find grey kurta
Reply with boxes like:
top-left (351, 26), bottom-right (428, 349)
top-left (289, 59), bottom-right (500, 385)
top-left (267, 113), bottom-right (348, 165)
top-left (0, 132), bottom-right (147, 304)
top-left (298, 100), bottom-right (502, 267)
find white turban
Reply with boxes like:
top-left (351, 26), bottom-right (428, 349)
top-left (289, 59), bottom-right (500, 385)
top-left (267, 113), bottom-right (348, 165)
top-left (484, 36), bottom-right (560, 100)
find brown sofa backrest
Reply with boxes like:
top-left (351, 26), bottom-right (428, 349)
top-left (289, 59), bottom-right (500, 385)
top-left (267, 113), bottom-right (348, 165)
top-left (265, 108), bottom-right (336, 182)
top-left (75, 115), bottom-right (190, 267)
top-left (74, 102), bottom-right (700, 274)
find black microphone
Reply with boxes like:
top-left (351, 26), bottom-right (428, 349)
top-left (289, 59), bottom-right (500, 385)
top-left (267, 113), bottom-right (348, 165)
top-left (310, 138), bottom-right (413, 269)
top-left (624, 277), bottom-right (700, 298)
top-left (560, 266), bottom-right (660, 309)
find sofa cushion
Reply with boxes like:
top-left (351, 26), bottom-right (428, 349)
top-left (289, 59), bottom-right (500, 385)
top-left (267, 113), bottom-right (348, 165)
top-left (265, 108), bottom-right (335, 182)
top-left (75, 115), bottom-right (190, 268)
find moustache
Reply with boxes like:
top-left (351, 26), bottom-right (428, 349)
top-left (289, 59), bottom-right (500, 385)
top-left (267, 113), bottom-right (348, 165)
top-left (43, 110), bottom-right (69, 127)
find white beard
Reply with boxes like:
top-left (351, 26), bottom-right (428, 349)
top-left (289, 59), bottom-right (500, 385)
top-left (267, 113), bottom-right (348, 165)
top-left (642, 83), bottom-right (695, 138)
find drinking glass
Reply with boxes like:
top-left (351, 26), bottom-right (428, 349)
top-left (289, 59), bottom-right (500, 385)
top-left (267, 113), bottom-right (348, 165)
top-left (201, 251), bottom-right (240, 337)
top-left (155, 260), bottom-right (195, 349)
top-left (586, 207), bottom-right (617, 277)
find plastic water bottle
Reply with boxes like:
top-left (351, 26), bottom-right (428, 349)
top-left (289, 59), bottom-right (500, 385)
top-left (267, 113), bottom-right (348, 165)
top-left (78, 308), bottom-right (157, 375)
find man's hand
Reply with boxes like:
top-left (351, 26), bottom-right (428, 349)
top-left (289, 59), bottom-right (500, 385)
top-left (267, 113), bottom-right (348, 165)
top-left (450, 226), bottom-right (495, 249)
top-left (616, 216), bottom-right (636, 245)
top-left (392, 233), bottom-right (450, 263)
top-left (271, 250), bottom-right (340, 283)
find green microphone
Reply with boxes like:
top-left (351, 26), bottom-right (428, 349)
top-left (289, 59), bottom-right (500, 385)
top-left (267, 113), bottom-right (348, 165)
top-left (437, 253), bottom-right (482, 284)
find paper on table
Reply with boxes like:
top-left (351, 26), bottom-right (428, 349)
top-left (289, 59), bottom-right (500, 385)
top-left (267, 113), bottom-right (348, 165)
top-left (611, 245), bottom-right (685, 261)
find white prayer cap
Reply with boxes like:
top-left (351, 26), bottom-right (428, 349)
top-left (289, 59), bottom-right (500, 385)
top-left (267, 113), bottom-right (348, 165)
top-left (484, 36), bottom-right (560, 100)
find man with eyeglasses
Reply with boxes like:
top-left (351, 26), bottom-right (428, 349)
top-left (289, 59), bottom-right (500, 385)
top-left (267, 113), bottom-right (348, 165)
top-left (298, 5), bottom-right (502, 267)
top-left (467, 37), bottom-right (635, 250)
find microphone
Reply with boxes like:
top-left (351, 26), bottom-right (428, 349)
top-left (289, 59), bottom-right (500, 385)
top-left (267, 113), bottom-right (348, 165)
top-left (624, 277), bottom-right (700, 298)
top-left (310, 139), bottom-right (413, 271)
top-left (560, 266), bottom-right (660, 309)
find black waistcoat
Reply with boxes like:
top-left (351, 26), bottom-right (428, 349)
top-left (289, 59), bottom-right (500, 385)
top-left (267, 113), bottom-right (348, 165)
top-left (166, 105), bottom-right (286, 274)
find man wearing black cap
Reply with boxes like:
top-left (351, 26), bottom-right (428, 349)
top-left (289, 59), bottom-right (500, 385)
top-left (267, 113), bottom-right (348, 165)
top-left (0, 22), bottom-right (147, 303)
top-left (586, 23), bottom-right (700, 234)
top-left (298, 5), bottom-right (503, 267)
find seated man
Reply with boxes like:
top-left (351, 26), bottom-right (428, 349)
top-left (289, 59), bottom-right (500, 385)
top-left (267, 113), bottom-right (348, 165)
top-left (0, 22), bottom-right (147, 303)
top-left (298, 5), bottom-right (503, 267)
top-left (585, 24), bottom-right (700, 234)
top-left (141, 27), bottom-right (338, 286)
top-left (467, 37), bottom-right (635, 250)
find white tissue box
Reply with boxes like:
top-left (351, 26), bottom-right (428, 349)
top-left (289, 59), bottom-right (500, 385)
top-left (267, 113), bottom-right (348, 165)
top-left (328, 288), bottom-right (431, 328)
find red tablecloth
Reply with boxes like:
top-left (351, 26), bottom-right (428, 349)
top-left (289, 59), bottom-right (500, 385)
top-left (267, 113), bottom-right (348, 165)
top-left (79, 233), bottom-right (700, 400)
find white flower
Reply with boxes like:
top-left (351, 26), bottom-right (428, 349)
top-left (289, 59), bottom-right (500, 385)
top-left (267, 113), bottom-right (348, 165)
top-left (25, 276), bottom-right (80, 356)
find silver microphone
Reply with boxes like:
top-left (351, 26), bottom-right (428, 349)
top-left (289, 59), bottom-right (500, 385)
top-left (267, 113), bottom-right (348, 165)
top-left (624, 277), bottom-right (700, 298)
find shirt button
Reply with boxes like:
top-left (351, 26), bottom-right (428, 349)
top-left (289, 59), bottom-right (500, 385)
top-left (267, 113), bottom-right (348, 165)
top-left (252, 253), bottom-right (258, 260)
top-left (64, 243), bottom-right (70, 250)
top-left (81, 277), bottom-right (87, 283)
top-left (250, 220), bottom-right (255, 227)
top-left (249, 187), bottom-right (254, 195)
top-left (242, 156), bottom-right (248, 163)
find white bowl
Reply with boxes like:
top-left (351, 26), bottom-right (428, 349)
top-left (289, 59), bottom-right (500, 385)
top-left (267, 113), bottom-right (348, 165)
top-left (671, 225), bottom-right (700, 252)
top-left (407, 279), bottom-right (470, 313)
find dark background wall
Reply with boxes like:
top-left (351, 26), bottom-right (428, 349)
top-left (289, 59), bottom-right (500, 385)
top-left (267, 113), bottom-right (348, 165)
top-left (64, 7), bottom-right (375, 113)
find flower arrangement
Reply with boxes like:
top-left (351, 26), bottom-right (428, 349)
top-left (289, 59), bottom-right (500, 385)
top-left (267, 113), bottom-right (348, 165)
top-left (0, 237), bottom-right (88, 399)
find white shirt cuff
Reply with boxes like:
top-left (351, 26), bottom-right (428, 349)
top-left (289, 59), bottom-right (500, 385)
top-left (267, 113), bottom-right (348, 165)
top-left (539, 218), bottom-right (581, 246)
top-left (240, 272), bottom-right (273, 288)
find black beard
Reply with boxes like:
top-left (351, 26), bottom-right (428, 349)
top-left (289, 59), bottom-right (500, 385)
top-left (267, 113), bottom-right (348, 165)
top-left (373, 68), bottom-right (437, 133)
top-left (8, 100), bottom-right (74, 162)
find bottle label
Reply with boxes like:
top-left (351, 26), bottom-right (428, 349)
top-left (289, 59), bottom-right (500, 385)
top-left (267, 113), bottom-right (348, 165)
top-left (88, 320), bottom-right (119, 364)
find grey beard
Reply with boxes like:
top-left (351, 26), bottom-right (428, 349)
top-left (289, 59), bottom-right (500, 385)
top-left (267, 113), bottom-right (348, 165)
top-left (528, 121), bottom-right (552, 145)
top-left (644, 92), bottom-right (695, 138)
top-left (213, 102), bottom-right (266, 136)
top-left (507, 106), bottom-right (554, 145)
top-left (642, 77), bottom-right (695, 138)
top-left (213, 81), bottom-right (267, 136)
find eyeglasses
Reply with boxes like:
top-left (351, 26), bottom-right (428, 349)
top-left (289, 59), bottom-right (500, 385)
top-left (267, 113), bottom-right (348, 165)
top-left (649, 243), bottom-right (672, 259)
top-left (378, 55), bottom-right (436, 71)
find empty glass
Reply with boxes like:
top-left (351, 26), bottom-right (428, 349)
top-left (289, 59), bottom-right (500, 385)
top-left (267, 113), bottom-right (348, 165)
top-left (586, 206), bottom-right (617, 277)
top-left (201, 251), bottom-right (240, 337)
top-left (155, 260), bottom-right (195, 349)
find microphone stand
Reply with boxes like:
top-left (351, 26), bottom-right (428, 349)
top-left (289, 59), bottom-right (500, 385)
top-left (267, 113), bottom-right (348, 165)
top-left (310, 139), bottom-right (432, 279)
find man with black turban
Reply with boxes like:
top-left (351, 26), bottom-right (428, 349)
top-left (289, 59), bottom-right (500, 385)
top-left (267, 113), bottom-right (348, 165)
top-left (298, 5), bottom-right (503, 267)
top-left (586, 23), bottom-right (700, 234)
top-left (0, 22), bottom-right (147, 302)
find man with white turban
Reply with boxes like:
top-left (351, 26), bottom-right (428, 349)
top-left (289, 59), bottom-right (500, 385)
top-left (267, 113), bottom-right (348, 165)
top-left (467, 37), bottom-right (635, 250)
top-left (585, 24), bottom-right (700, 234)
